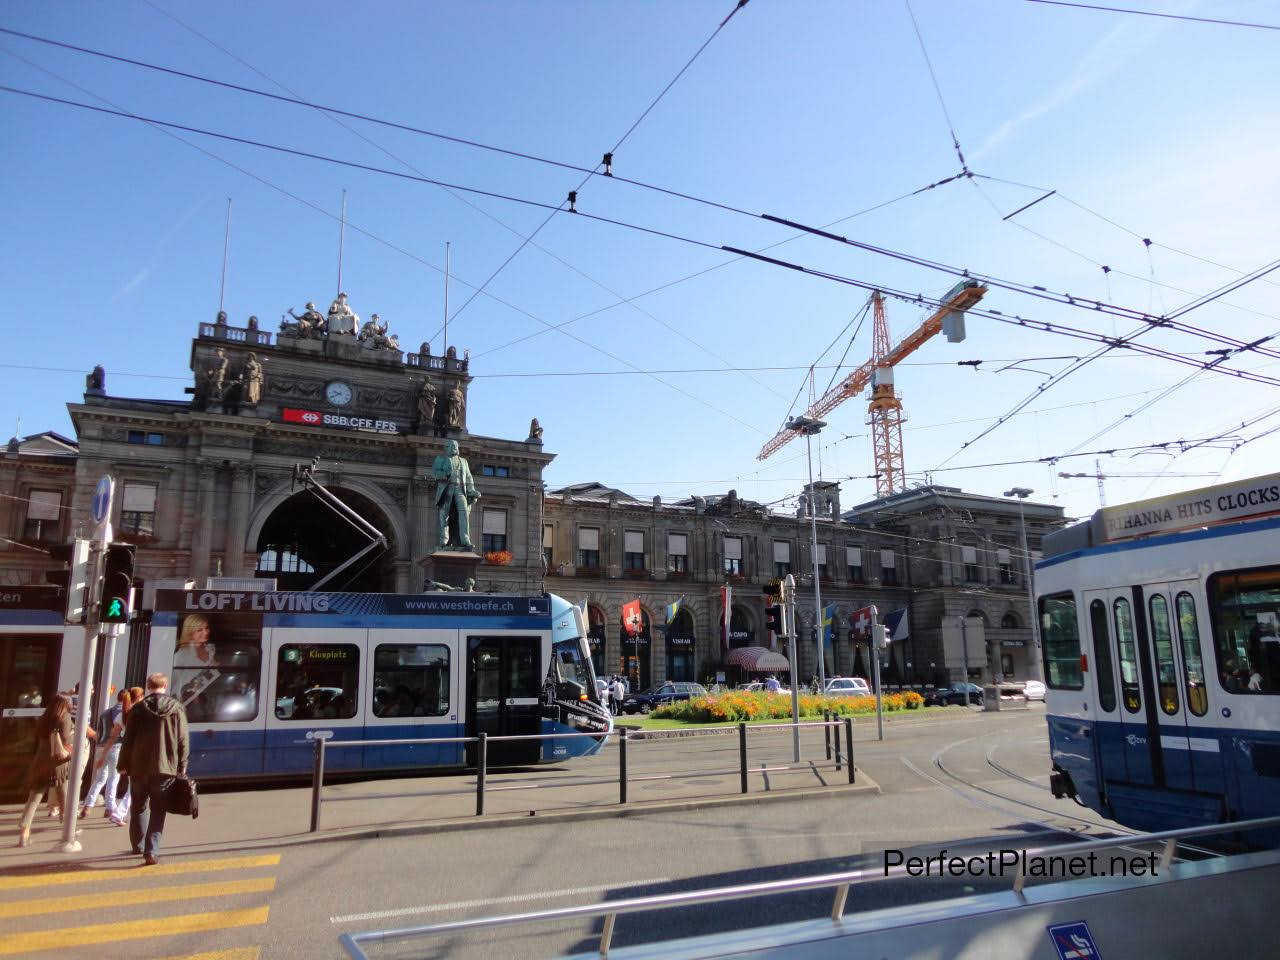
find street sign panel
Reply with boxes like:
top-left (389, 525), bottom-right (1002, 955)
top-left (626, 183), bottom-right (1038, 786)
top-left (91, 476), bottom-right (114, 524)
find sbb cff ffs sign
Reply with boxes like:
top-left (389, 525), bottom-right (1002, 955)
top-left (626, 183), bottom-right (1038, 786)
top-left (282, 408), bottom-right (400, 433)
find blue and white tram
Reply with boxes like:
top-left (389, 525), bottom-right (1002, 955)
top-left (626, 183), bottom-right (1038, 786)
top-left (1038, 473), bottom-right (1280, 842)
top-left (142, 588), bottom-right (611, 779)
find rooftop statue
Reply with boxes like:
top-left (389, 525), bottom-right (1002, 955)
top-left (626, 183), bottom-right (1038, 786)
top-left (432, 438), bottom-right (480, 551)
top-left (286, 301), bottom-right (326, 339)
top-left (86, 364), bottom-right (106, 392)
top-left (241, 353), bottom-right (264, 405)
top-left (442, 381), bottom-right (466, 430)
top-left (417, 378), bottom-right (437, 425)
top-left (327, 292), bottom-right (358, 336)
top-left (528, 417), bottom-right (543, 443)
top-left (206, 348), bottom-right (229, 400)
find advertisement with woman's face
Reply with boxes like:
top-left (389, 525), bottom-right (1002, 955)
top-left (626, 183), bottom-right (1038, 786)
top-left (173, 611), bottom-right (264, 724)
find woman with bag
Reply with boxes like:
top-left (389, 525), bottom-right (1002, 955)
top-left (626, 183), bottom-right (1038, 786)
top-left (16, 695), bottom-right (73, 848)
top-left (82, 689), bottom-right (134, 825)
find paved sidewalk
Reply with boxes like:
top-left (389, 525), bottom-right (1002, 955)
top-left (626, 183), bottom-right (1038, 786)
top-left (0, 722), bottom-right (895, 870)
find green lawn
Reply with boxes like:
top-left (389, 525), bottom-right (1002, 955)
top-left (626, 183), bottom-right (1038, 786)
top-left (616, 705), bottom-right (967, 731)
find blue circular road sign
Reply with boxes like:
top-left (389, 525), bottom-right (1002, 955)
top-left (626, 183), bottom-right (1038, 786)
top-left (91, 476), bottom-right (114, 524)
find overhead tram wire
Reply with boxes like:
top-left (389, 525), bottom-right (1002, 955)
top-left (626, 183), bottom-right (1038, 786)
top-left (0, 64), bottom-right (769, 440)
top-left (139, 4), bottom-right (786, 403)
top-left (7, 87), bottom-right (1280, 379)
top-left (429, 0), bottom-right (753, 335)
top-left (903, 0), bottom-right (970, 172)
top-left (1020, 0), bottom-right (1280, 32)
top-left (5, 31), bottom-right (1277, 356)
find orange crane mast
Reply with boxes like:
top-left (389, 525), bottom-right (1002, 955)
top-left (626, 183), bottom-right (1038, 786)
top-left (756, 281), bottom-right (987, 498)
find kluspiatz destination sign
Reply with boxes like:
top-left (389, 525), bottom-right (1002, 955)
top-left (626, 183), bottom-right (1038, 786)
top-left (1099, 472), bottom-right (1280, 543)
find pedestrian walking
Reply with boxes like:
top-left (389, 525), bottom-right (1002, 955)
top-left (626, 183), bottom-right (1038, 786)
top-left (609, 675), bottom-right (625, 715)
top-left (82, 689), bottom-right (135, 825)
top-left (118, 673), bottom-right (189, 865)
top-left (595, 674), bottom-right (609, 707)
top-left (16, 695), bottom-right (73, 847)
top-left (765, 675), bottom-right (781, 693)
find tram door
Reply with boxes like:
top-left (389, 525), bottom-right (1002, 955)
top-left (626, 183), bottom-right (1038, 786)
top-left (1143, 582), bottom-right (1224, 796)
top-left (0, 636), bottom-right (59, 798)
top-left (466, 636), bottom-right (543, 767)
top-left (1086, 589), bottom-right (1156, 786)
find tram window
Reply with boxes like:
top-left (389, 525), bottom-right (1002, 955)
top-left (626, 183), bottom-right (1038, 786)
top-left (173, 613), bottom-right (262, 723)
top-left (1148, 595), bottom-right (1180, 716)
top-left (1089, 600), bottom-right (1118, 713)
top-left (275, 645), bottom-right (359, 720)
top-left (1176, 592), bottom-right (1208, 717)
top-left (1209, 567), bottom-right (1280, 695)
top-left (1113, 598), bottom-right (1142, 714)
top-left (372, 645), bottom-right (449, 718)
top-left (552, 639), bottom-right (594, 694)
top-left (1039, 593), bottom-right (1082, 690)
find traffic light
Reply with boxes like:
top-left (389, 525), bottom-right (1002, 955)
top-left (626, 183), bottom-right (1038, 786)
top-left (765, 604), bottom-right (783, 635)
top-left (46, 540), bottom-right (91, 624)
top-left (99, 542), bottom-right (136, 624)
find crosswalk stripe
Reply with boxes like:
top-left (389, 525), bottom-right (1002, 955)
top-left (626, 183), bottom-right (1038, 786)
top-left (0, 905), bottom-right (269, 955)
top-left (152, 949), bottom-right (261, 960)
top-left (0, 876), bottom-right (277, 919)
top-left (0, 853), bottom-right (281, 891)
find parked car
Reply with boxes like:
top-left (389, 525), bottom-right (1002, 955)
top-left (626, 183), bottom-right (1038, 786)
top-left (924, 683), bottom-right (985, 707)
top-left (740, 681), bottom-right (791, 695)
top-left (1022, 680), bottom-right (1046, 702)
top-left (622, 681), bottom-right (707, 714)
top-left (823, 677), bottom-right (871, 697)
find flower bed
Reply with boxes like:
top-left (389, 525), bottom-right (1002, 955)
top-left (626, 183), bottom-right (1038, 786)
top-left (652, 690), bottom-right (924, 723)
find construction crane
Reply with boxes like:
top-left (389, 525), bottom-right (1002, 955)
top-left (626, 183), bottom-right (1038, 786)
top-left (1058, 461), bottom-right (1218, 507)
top-left (757, 280), bottom-right (987, 498)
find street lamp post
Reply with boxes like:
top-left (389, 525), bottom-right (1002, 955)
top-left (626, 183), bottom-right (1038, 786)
top-left (789, 416), bottom-right (828, 691)
top-left (1004, 487), bottom-right (1043, 682)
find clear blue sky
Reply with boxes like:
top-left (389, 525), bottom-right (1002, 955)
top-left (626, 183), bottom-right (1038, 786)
top-left (3, 0), bottom-right (1277, 521)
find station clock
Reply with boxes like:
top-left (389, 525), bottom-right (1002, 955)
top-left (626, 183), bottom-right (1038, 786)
top-left (325, 381), bottom-right (353, 406)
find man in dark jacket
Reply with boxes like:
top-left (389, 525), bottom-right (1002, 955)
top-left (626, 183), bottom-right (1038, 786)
top-left (118, 672), bottom-right (189, 865)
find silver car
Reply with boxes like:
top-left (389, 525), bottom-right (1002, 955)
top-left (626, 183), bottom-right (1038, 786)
top-left (823, 677), bottom-right (871, 697)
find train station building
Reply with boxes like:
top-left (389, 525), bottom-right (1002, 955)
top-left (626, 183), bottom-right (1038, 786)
top-left (0, 304), bottom-right (1064, 693)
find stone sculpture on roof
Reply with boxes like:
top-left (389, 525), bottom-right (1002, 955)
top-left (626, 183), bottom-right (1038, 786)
top-left (327, 293), bottom-right (358, 336)
top-left (285, 301), bottom-right (325, 339)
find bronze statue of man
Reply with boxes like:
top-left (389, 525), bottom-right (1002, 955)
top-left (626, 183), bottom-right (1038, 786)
top-left (432, 439), bottom-right (479, 550)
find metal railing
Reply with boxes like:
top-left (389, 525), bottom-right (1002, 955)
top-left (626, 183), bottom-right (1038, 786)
top-left (337, 814), bottom-right (1280, 959)
top-left (309, 718), bottom-right (855, 832)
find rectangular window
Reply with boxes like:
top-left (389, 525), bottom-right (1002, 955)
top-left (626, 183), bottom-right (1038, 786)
top-left (1114, 597), bottom-right (1142, 712)
top-left (23, 489), bottom-right (61, 542)
top-left (815, 543), bottom-right (828, 580)
top-left (577, 527), bottom-right (600, 569)
top-left (119, 482), bottom-right (157, 537)
top-left (624, 530), bottom-right (645, 571)
top-left (480, 465), bottom-right (510, 478)
top-left (773, 540), bottom-right (791, 578)
top-left (723, 536), bottom-right (742, 575)
top-left (847, 546), bottom-right (864, 584)
top-left (275, 644), bottom-right (359, 720)
top-left (997, 547), bottom-right (1015, 584)
top-left (1040, 592), bottom-right (1083, 690)
top-left (481, 509), bottom-right (508, 553)
top-left (881, 549), bottom-right (898, 586)
top-left (1149, 594), bottom-right (1180, 715)
top-left (962, 545), bottom-right (980, 582)
top-left (1209, 567), bottom-right (1280, 695)
top-left (1088, 599), bottom-right (1118, 713)
top-left (126, 431), bottom-right (164, 445)
top-left (372, 644), bottom-right (449, 717)
top-left (1176, 592), bottom-right (1208, 716)
top-left (542, 524), bottom-right (554, 569)
top-left (173, 614), bottom-right (262, 723)
top-left (667, 533), bottom-right (688, 574)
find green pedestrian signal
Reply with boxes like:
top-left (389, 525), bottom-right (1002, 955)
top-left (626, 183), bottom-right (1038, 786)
top-left (98, 542), bottom-right (136, 624)
top-left (107, 598), bottom-right (124, 619)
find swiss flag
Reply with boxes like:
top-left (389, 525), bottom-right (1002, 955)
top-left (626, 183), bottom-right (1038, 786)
top-left (622, 599), bottom-right (644, 637)
top-left (851, 605), bottom-right (875, 642)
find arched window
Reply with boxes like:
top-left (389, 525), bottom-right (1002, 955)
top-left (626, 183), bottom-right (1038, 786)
top-left (1001, 611), bottom-right (1021, 629)
top-left (966, 609), bottom-right (990, 628)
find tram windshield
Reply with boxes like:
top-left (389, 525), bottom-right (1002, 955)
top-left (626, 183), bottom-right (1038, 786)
top-left (552, 638), bottom-right (595, 694)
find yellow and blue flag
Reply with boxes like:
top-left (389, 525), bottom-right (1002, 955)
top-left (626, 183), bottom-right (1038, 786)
top-left (821, 602), bottom-right (837, 642)
top-left (666, 595), bottom-right (686, 624)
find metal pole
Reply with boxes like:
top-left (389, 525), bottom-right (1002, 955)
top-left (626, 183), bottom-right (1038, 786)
top-left (803, 430), bottom-right (827, 690)
top-left (443, 240), bottom-right (450, 357)
top-left (1017, 497), bottom-right (1044, 682)
top-left (738, 722), bottom-right (748, 794)
top-left (845, 717), bottom-right (855, 783)
top-left (310, 736), bottom-right (326, 832)
top-left (60, 624), bottom-right (99, 851)
top-left (476, 734), bottom-right (487, 816)
top-left (784, 574), bottom-right (800, 763)
top-left (832, 717), bottom-right (841, 771)
top-left (618, 730), bottom-right (628, 804)
top-left (961, 616), bottom-right (971, 706)
top-left (97, 625), bottom-right (120, 731)
top-left (336, 188), bottom-right (347, 297)
top-left (219, 197), bottom-right (232, 314)
top-left (824, 709), bottom-right (832, 760)
top-left (871, 646), bottom-right (883, 741)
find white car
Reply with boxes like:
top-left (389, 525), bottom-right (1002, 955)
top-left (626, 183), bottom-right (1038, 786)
top-left (1022, 680), bottom-right (1046, 702)
top-left (823, 677), bottom-right (871, 697)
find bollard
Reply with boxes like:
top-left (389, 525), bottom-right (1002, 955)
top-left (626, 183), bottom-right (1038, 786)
top-left (739, 722), bottom-right (749, 794)
top-left (845, 717), bottom-right (855, 784)
top-left (824, 710), bottom-right (832, 760)
top-left (619, 730), bottom-right (628, 804)
top-left (476, 734), bottom-right (487, 817)
top-left (309, 735), bottom-right (326, 833)
top-left (833, 717), bottom-right (842, 772)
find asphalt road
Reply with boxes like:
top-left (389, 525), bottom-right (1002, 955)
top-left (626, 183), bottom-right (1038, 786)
top-left (3, 707), bottom-right (1133, 960)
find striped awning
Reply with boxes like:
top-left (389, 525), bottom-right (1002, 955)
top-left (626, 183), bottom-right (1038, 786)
top-left (725, 646), bottom-right (791, 672)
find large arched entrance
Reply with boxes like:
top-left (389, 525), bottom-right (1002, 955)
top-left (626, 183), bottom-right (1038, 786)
top-left (665, 609), bottom-right (696, 682)
top-left (255, 487), bottom-right (396, 592)
top-left (587, 604), bottom-right (607, 678)
top-left (619, 608), bottom-right (652, 692)
top-left (720, 606), bottom-right (754, 649)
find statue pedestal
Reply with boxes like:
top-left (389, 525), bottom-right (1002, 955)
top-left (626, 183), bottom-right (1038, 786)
top-left (426, 550), bottom-right (481, 591)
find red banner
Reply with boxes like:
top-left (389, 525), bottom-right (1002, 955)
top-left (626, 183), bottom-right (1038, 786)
top-left (621, 599), bottom-right (644, 637)
top-left (851, 605), bottom-right (876, 642)
top-left (282, 407), bottom-right (323, 425)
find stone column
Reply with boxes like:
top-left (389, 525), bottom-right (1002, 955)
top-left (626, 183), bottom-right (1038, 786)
top-left (411, 476), bottom-right (434, 587)
top-left (190, 462), bottom-right (218, 585)
top-left (224, 464), bottom-right (253, 576)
